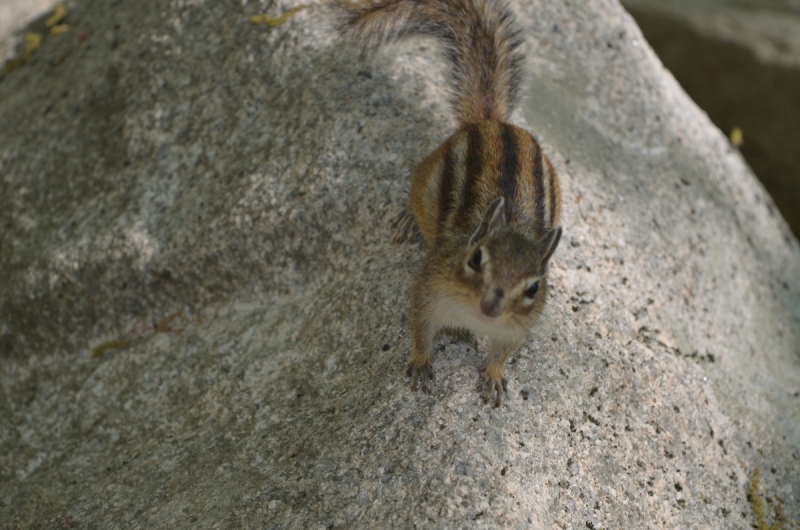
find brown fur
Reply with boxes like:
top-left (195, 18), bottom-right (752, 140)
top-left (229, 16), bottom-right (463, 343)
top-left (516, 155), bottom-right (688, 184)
top-left (337, 0), bottom-right (523, 124)
top-left (410, 121), bottom-right (561, 246)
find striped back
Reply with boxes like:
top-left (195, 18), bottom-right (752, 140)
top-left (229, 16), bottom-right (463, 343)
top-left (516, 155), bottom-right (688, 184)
top-left (410, 121), bottom-right (561, 247)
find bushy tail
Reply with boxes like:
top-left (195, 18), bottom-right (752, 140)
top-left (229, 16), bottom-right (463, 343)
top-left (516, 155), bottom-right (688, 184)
top-left (337, 0), bottom-right (524, 125)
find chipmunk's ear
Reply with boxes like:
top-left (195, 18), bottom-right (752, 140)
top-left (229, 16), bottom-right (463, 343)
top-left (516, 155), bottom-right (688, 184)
top-left (539, 226), bottom-right (562, 271)
top-left (469, 197), bottom-right (506, 246)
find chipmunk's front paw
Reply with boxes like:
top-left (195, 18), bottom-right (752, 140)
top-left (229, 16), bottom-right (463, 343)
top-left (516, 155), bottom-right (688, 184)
top-left (477, 368), bottom-right (508, 408)
top-left (406, 359), bottom-right (434, 393)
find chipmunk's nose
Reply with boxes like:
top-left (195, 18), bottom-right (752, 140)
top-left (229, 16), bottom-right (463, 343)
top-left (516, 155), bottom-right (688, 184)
top-left (480, 289), bottom-right (504, 318)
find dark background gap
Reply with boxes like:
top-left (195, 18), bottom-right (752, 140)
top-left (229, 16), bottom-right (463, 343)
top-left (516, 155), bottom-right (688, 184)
top-left (626, 6), bottom-right (800, 237)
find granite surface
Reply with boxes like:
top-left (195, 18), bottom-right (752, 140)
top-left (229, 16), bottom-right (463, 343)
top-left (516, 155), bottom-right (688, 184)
top-left (1, 0), bottom-right (798, 528)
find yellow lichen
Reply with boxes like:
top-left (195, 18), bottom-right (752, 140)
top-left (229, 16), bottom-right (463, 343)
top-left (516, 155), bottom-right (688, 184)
top-left (2, 57), bottom-right (25, 76)
top-left (250, 4), bottom-right (309, 27)
top-left (24, 32), bottom-right (42, 52)
top-left (51, 24), bottom-right (71, 36)
top-left (2, 33), bottom-right (43, 75)
top-left (155, 311), bottom-right (188, 333)
top-left (730, 126), bottom-right (744, 148)
top-left (91, 311), bottom-right (195, 359)
top-left (92, 338), bottom-right (129, 358)
top-left (45, 4), bottom-right (68, 28)
top-left (334, 0), bottom-right (372, 6)
top-left (749, 468), bottom-right (787, 530)
top-left (2, 3), bottom-right (69, 76)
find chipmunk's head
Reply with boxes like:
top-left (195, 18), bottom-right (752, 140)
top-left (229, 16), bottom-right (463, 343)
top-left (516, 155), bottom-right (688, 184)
top-left (456, 197), bottom-right (562, 326)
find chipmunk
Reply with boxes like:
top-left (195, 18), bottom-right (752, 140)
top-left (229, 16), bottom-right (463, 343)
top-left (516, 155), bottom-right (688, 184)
top-left (338, 0), bottom-right (562, 407)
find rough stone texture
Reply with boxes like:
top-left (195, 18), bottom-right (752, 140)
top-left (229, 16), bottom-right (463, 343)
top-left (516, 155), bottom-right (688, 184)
top-left (1, 0), bottom-right (798, 528)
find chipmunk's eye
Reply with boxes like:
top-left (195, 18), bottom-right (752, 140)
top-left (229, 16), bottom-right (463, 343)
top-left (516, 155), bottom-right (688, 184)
top-left (524, 282), bottom-right (539, 298)
top-left (468, 249), bottom-right (482, 271)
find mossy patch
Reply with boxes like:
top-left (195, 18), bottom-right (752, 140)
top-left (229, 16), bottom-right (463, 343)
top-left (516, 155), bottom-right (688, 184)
top-left (250, 5), bottom-right (310, 27)
top-left (749, 468), bottom-right (792, 530)
top-left (2, 33), bottom-right (42, 76)
top-left (91, 338), bottom-right (130, 358)
top-left (2, 3), bottom-right (72, 77)
top-left (91, 311), bottom-right (191, 358)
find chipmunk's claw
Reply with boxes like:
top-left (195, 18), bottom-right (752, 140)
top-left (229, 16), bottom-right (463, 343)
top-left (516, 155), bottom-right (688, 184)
top-left (477, 371), bottom-right (507, 408)
top-left (407, 360), bottom-right (434, 393)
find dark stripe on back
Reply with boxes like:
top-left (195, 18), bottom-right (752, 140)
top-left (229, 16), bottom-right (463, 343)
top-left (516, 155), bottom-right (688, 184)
top-left (533, 142), bottom-right (545, 232)
top-left (455, 124), bottom-right (484, 231)
top-left (548, 161), bottom-right (558, 227)
top-left (498, 124), bottom-right (519, 221)
top-left (436, 139), bottom-right (457, 230)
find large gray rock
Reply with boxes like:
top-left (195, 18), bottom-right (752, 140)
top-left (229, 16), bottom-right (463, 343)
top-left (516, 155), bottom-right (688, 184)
top-left (1, 0), bottom-right (798, 527)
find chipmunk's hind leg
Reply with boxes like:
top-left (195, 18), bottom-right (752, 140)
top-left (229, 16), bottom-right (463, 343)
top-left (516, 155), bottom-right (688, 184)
top-left (406, 358), bottom-right (434, 393)
top-left (392, 208), bottom-right (420, 244)
top-left (407, 325), bottom-right (435, 393)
